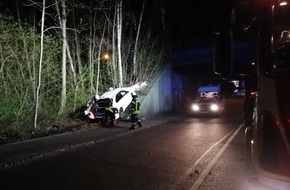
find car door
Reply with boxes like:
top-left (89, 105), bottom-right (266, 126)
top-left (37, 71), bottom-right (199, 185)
top-left (114, 90), bottom-right (130, 109)
top-left (114, 90), bottom-right (133, 120)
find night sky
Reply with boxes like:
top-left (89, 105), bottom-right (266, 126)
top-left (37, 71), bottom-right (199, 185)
top-left (164, 0), bottom-right (216, 40)
top-left (0, 0), bottom-right (245, 42)
top-left (163, 0), bottom-right (247, 42)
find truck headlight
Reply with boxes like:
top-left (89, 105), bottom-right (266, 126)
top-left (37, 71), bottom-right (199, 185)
top-left (192, 104), bottom-right (199, 111)
top-left (210, 104), bottom-right (219, 111)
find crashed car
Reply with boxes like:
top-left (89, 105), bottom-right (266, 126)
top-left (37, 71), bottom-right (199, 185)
top-left (191, 85), bottom-right (224, 116)
top-left (83, 96), bottom-right (113, 125)
top-left (99, 87), bottom-right (136, 120)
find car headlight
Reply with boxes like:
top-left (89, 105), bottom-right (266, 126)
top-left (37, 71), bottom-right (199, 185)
top-left (192, 104), bottom-right (199, 111)
top-left (210, 104), bottom-right (219, 111)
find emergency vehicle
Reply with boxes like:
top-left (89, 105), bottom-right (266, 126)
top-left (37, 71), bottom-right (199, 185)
top-left (191, 85), bottom-right (224, 116)
top-left (213, 0), bottom-right (290, 189)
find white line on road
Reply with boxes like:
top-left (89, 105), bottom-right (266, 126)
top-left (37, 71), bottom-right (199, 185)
top-left (177, 129), bottom-right (234, 187)
top-left (190, 124), bottom-right (243, 190)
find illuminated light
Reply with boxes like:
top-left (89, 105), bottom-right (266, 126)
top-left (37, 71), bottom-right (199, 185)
top-left (210, 104), bottom-right (219, 111)
top-left (251, 140), bottom-right (254, 145)
top-left (276, 120), bottom-right (280, 126)
top-left (103, 53), bottom-right (110, 60)
top-left (89, 113), bottom-right (95, 119)
top-left (192, 104), bottom-right (199, 111)
top-left (279, 1), bottom-right (288, 6)
top-left (251, 62), bottom-right (255, 66)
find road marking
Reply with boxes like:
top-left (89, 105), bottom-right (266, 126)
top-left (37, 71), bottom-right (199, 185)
top-left (176, 129), bottom-right (234, 188)
top-left (190, 124), bottom-right (243, 190)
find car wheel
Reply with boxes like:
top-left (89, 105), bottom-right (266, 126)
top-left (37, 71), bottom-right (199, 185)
top-left (119, 107), bottom-right (130, 121)
top-left (245, 126), bottom-right (255, 176)
top-left (100, 117), bottom-right (107, 126)
top-left (119, 107), bottom-right (125, 120)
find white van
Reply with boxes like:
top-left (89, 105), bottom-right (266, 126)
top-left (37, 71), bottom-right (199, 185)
top-left (190, 85), bottom-right (224, 116)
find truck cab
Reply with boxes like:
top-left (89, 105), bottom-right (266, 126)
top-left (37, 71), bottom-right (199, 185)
top-left (214, 0), bottom-right (290, 189)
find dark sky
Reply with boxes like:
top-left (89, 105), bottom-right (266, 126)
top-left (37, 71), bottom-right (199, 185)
top-left (0, 0), bottom-right (241, 42)
top-left (162, 0), bottom-right (244, 42)
top-left (164, 1), bottom-right (216, 41)
top-left (129, 0), bottom-right (230, 42)
top-left (0, 0), bottom-right (213, 37)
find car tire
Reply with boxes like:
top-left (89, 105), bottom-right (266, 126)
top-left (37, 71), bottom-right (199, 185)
top-left (100, 117), bottom-right (107, 126)
top-left (119, 107), bottom-right (125, 120)
top-left (245, 125), bottom-right (255, 176)
top-left (119, 107), bottom-right (131, 121)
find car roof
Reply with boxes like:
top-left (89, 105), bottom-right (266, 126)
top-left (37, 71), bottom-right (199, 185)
top-left (100, 87), bottom-right (135, 99)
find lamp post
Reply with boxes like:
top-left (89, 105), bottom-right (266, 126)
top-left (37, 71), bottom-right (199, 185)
top-left (278, 0), bottom-right (288, 6)
top-left (102, 53), bottom-right (110, 62)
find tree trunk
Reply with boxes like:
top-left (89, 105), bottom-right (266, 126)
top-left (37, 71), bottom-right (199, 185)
top-left (34, 0), bottom-right (46, 129)
top-left (96, 22), bottom-right (106, 95)
top-left (112, 5), bottom-right (117, 87)
top-left (117, 0), bottom-right (123, 87)
top-left (58, 0), bottom-right (67, 115)
top-left (72, 3), bottom-right (83, 88)
top-left (89, 0), bottom-right (94, 95)
top-left (132, 0), bottom-right (145, 84)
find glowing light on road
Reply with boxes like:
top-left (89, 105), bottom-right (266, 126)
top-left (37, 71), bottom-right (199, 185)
top-left (279, 1), bottom-right (288, 6)
top-left (192, 104), bottom-right (199, 111)
top-left (210, 104), bottom-right (219, 111)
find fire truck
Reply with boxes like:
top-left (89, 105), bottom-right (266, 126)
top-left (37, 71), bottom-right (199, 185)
top-left (214, 0), bottom-right (290, 189)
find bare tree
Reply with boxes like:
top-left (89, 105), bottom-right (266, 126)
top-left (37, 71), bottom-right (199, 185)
top-left (34, 0), bottom-right (46, 129)
top-left (88, 0), bottom-right (94, 95)
top-left (54, 0), bottom-right (78, 114)
top-left (58, 0), bottom-right (68, 114)
top-left (15, 0), bottom-right (35, 99)
top-left (132, 0), bottom-right (145, 84)
top-left (96, 22), bottom-right (107, 95)
top-left (116, 0), bottom-right (123, 87)
top-left (71, 0), bottom-right (83, 88)
top-left (112, 3), bottom-right (118, 87)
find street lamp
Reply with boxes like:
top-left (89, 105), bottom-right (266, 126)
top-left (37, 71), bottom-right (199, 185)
top-left (102, 53), bottom-right (110, 61)
top-left (278, 0), bottom-right (288, 6)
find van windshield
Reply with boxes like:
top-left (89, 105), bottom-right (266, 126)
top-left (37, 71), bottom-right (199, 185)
top-left (197, 92), bottom-right (218, 99)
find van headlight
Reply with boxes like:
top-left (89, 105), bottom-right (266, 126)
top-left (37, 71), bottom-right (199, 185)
top-left (210, 104), bottom-right (219, 111)
top-left (192, 104), bottom-right (199, 111)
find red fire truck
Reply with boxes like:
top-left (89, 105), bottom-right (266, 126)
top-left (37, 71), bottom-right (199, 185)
top-left (214, 0), bottom-right (290, 189)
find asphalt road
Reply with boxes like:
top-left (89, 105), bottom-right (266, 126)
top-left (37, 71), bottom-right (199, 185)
top-left (0, 96), bottom-right (246, 190)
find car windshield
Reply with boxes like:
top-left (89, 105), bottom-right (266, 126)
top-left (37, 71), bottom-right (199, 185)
top-left (115, 91), bottom-right (128, 102)
top-left (271, 3), bottom-right (290, 75)
top-left (196, 91), bottom-right (219, 101)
